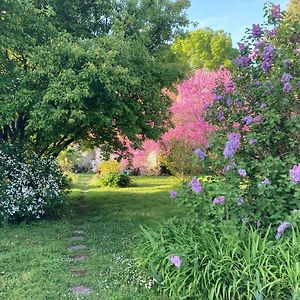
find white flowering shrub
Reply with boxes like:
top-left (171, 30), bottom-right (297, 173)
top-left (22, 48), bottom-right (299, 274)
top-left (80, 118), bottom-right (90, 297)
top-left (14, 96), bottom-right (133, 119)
top-left (0, 143), bottom-right (68, 224)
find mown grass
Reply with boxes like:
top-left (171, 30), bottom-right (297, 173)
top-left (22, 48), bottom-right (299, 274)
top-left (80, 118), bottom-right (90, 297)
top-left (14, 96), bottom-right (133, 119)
top-left (0, 175), bottom-right (184, 299)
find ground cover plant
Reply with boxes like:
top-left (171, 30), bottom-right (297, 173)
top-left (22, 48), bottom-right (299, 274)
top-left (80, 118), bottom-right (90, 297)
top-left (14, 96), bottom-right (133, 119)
top-left (0, 175), bottom-right (184, 299)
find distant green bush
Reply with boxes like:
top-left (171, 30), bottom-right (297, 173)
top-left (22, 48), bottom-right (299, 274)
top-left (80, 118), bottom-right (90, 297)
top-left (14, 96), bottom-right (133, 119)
top-left (99, 172), bottom-right (131, 188)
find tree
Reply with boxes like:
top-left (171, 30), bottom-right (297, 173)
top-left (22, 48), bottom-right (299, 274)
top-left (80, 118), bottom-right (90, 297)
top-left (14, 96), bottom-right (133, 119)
top-left (172, 28), bottom-right (238, 70)
top-left (287, 0), bottom-right (300, 16)
top-left (0, 0), bottom-right (190, 156)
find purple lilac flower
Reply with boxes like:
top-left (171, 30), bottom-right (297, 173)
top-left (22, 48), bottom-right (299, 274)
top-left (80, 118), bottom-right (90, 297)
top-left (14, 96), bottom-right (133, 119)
top-left (255, 40), bottom-right (265, 49)
top-left (169, 255), bottom-right (182, 267)
top-left (213, 196), bottom-right (225, 205)
top-left (262, 44), bottom-right (275, 73)
top-left (213, 95), bottom-right (223, 101)
top-left (271, 4), bottom-right (281, 20)
top-left (237, 197), bottom-right (244, 206)
top-left (234, 56), bottom-right (250, 68)
top-left (283, 59), bottom-right (291, 68)
top-left (237, 42), bottom-right (246, 52)
top-left (226, 99), bottom-right (233, 106)
top-left (283, 82), bottom-right (292, 93)
top-left (290, 164), bottom-right (300, 184)
top-left (194, 149), bottom-right (206, 161)
top-left (249, 138), bottom-right (257, 145)
top-left (224, 162), bottom-right (236, 172)
top-left (252, 24), bottom-right (262, 38)
top-left (281, 73), bottom-right (292, 82)
top-left (264, 28), bottom-right (277, 37)
top-left (238, 169), bottom-right (247, 177)
top-left (260, 103), bottom-right (267, 109)
top-left (263, 178), bottom-right (271, 185)
top-left (170, 190), bottom-right (177, 199)
top-left (218, 111), bottom-right (225, 121)
top-left (242, 115), bottom-right (253, 125)
top-left (275, 221), bottom-right (291, 240)
top-left (253, 115), bottom-right (264, 123)
top-left (189, 177), bottom-right (203, 193)
top-left (223, 133), bottom-right (241, 158)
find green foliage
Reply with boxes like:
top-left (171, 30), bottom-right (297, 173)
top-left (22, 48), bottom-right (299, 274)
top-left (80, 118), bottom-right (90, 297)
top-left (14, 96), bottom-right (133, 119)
top-left (159, 140), bottom-right (202, 181)
top-left (0, 0), bottom-right (190, 156)
top-left (172, 28), bottom-right (238, 70)
top-left (98, 160), bottom-right (121, 176)
top-left (99, 172), bottom-right (132, 188)
top-left (136, 218), bottom-right (300, 300)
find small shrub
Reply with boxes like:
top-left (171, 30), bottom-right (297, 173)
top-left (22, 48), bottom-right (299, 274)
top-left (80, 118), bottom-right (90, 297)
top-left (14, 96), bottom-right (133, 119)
top-left (99, 172), bottom-right (131, 188)
top-left (98, 160), bottom-right (121, 176)
top-left (0, 143), bottom-right (68, 224)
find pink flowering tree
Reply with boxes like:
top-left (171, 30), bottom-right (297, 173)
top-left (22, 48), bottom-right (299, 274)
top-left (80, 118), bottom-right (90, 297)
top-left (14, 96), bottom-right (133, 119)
top-left (123, 69), bottom-right (231, 175)
top-left (173, 3), bottom-right (300, 234)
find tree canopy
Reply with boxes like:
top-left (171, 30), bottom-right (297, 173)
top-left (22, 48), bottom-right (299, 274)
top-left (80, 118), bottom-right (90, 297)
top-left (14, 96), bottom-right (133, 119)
top-left (172, 28), bottom-right (238, 70)
top-left (0, 0), bottom-right (190, 156)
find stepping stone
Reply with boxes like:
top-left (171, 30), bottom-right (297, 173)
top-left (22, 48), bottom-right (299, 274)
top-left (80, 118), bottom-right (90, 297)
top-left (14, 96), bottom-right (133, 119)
top-left (74, 230), bottom-right (85, 235)
top-left (70, 285), bottom-right (92, 296)
top-left (70, 254), bottom-right (86, 262)
top-left (70, 269), bottom-right (87, 277)
top-left (68, 244), bottom-right (87, 251)
top-left (67, 236), bottom-right (84, 242)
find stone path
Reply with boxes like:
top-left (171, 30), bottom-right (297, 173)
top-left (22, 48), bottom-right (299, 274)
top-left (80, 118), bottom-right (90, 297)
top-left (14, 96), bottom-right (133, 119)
top-left (67, 184), bottom-right (93, 297)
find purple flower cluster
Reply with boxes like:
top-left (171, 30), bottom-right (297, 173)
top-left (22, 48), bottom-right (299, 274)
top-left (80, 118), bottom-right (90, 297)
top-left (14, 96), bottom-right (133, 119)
top-left (217, 111), bottom-right (225, 121)
top-left (264, 28), bottom-right (277, 37)
top-left (252, 24), bottom-right (262, 38)
top-left (262, 44), bottom-right (275, 73)
top-left (271, 4), bottom-right (281, 21)
top-left (213, 95), bottom-right (223, 101)
top-left (237, 42), bottom-right (246, 52)
top-left (283, 82), bottom-right (292, 93)
top-left (281, 73), bottom-right (292, 82)
top-left (189, 177), bottom-right (203, 193)
top-left (275, 221), bottom-right (291, 240)
top-left (258, 177), bottom-right (271, 187)
top-left (170, 190), bottom-right (177, 199)
top-left (283, 59), bottom-right (291, 68)
top-left (194, 149), bottom-right (206, 161)
top-left (234, 56), bottom-right (250, 68)
top-left (290, 164), bottom-right (300, 184)
top-left (238, 168), bottom-right (247, 177)
top-left (223, 133), bottom-right (241, 158)
top-left (260, 103), bottom-right (267, 109)
top-left (254, 40), bottom-right (265, 50)
top-left (169, 255), bottom-right (182, 267)
top-left (281, 73), bottom-right (293, 93)
top-left (242, 115), bottom-right (253, 125)
top-left (213, 196), bottom-right (225, 205)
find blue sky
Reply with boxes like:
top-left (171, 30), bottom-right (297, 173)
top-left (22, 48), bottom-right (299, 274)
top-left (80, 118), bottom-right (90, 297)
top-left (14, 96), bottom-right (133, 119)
top-left (187, 0), bottom-right (289, 47)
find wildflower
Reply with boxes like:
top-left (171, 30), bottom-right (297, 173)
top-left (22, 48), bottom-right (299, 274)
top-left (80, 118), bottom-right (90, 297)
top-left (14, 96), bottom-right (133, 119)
top-left (249, 138), bottom-right (257, 145)
top-left (213, 196), bottom-right (225, 205)
top-left (271, 4), bottom-right (281, 20)
top-left (170, 190), bottom-right (177, 199)
top-left (238, 169), bottom-right (247, 177)
top-left (260, 103), bottom-right (267, 109)
top-left (290, 164), bottom-right (300, 184)
top-left (232, 122), bottom-right (240, 129)
top-left (263, 178), bottom-right (271, 185)
top-left (242, 125), bottom-right (250, 132)
top-left (213, 95), bottom-right (223, 101)
top-left (256, 220), bottom-right (261, 228)
top-left (255, 40), bottom-right (265, 49)
top-left (194, 149), bottom-right (206, 161)
top-left (217, 111), bottom-right (225, 121)
top-left (281, 73), bottom-right (292, 82)
top-left (253, 115), bottom-right (264, 123)
top-left (189, 177), bottom-right (203, 193)
top-left (283, 82), bottom-right (292, 93)
top-left (275, 221), bottom-right (291, 240)
top-left (224, 133), bottom-right (241, 158)
top-left (169, 255), bottom-right (182, 267)
top-left (226, 99), bottom-right (233, 106)
top-left (252, 24), bottom-right (262, 38)
top-left (283, 59), bottom-right (291, 68)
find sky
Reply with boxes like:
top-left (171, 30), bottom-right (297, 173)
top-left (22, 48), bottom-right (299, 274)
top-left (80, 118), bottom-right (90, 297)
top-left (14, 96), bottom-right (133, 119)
top-left (187, 0), bottom-right (289, 47)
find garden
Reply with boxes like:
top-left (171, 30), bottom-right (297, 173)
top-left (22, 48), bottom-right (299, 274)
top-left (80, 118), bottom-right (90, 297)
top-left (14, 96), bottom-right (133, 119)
top-left (0, 0), bottom-right (299, 299)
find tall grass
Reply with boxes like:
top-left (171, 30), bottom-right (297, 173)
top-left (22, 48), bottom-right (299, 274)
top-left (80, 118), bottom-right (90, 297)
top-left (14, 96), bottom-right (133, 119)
top-left (136, 219), bottom-right (300, 299)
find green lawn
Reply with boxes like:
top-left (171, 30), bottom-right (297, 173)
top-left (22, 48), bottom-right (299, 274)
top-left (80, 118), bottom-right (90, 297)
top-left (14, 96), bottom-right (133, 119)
top-left (0, 175), bottom-right (184, 300)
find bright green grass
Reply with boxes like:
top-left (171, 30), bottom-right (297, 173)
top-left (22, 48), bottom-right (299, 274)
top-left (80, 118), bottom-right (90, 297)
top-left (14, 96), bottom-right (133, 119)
top-left (0, 175), bottom-right (184, 300)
